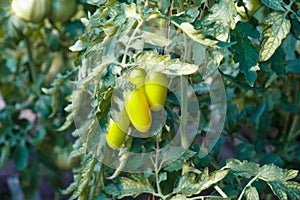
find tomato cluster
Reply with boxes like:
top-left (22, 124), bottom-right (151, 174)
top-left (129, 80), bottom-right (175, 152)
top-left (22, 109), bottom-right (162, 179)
top-left (11, 0), bottom-right (77, 24)
top-left (106, 69), bottom-right (169, 149)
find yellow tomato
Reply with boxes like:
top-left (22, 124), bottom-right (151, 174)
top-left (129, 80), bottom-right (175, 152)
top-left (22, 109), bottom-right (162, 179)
top-left (125, 88), bottom-right (152, 133)
top-left (106, 111), bottom-right (130, 149)
top-left (145, 72), bottom-right (168, 111)
top-left (125, 68), bottom-right (152, 133)
top-left (127, 68), bottom-right (146, 88)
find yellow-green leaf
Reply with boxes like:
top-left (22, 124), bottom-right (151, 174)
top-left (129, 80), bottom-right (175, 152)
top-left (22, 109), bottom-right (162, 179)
top-left (259, 12), bottom-right (290, 62)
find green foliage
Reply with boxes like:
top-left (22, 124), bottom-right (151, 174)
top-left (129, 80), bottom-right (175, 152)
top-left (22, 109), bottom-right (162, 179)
top-left (2, 0), bottom-right (300, 199)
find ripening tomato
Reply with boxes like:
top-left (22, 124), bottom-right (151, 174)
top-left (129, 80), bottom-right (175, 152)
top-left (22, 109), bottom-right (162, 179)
top-left (11, 0), bottom-right (51, 23)
top-left (49, 0), bottom-right (77, 24)
top-left (145, 71), bottom-right (169, 111)
top-left (127, 68), bottom-right (146, 88)
top-left (125, 69), bottom-right (152, 133)
top-left (106, 110), bottom-right (130, 149)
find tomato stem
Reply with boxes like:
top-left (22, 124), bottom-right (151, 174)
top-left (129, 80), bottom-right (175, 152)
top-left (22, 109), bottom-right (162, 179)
top-left (25, 37), bottom-right (36, 83)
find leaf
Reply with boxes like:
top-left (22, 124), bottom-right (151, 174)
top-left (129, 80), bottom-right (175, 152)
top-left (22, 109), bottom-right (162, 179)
top-left (62, 155), bottom-right (97, 199)
top-left (268, 180), bottom-right (300, 200)
top-left (259, 12), bottom-right (291, 62)
top-left (269, 47), bottom-right (287, 78)
top-left (136, 51), bottom-right (199, 75)
top-left (259, 164), bottom-right (298, 182)
top-left (124, 3), bottom-right (140, 19)
top-left (173, 168), bottom-right (229, 196)
top-left (160, 146), bottom-right (186, 167)
top-left (245, 186), bottom-right (259, 200)
top-left (231, 22), bottom-right (259, 86)
top-left (170, 195), bottom-right (187, 200)
top-left (141, 30), bottom-right (172, 47)
top-left (0, 143), bottom-right (10, 168)
top-left (69, 39), bottom-right (88, 52)
top-left (201, 48), bottom-right (225, 79)
top-left (14, 144), bottom-right (29, 170)
top-left (158, 172), bottom-right (167, 183)
top-left (225, 159), bottom-right (259, 178)
top-left (104, 174), bottom-right (154, 198)
top-left (200, 0), bottom-right (237, 42)
top-left (42, 72), bottom-right (68, 117)
top-left (170, 21), bottom-right (219, 47)
top-left (262, 0), bottom-right (285, 11)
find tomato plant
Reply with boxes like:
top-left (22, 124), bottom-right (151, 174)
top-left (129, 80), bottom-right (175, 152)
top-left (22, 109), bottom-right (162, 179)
top-left (0, 0), bottom-right (91, 198)
top-left (1, 0), bottom-right (300, 199)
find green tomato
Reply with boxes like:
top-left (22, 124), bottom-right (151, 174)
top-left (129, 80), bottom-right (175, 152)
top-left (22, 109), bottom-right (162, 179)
top-left (125, 68), bottom-right (152, 133)
top-left (11, 0), bottom-right (51, 23)
top-left (145, 72), bottom-right (168, 111)
top-left (49, 0), bottom-right (77, 24)
top-left (106, 111), bottom-right (130, 149)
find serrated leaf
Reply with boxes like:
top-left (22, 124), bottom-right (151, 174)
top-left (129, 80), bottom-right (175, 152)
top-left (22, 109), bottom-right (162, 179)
top-left (170, 21), bottom-right (219, 47)
top-left (200, 0), bottom-right (237, 42)
top-left (231, 22), bottom-right (259, 86)
top-left (141, 30), bottom-right (172, 47)
top-left (107, 137), bottom-right (132, 180)
top-left (259, 164), bottom-right (298, 181)
top-left (225, 159), bottom-right (259, 178)
top-left (136, 51), bottom-right (199, 75)
top-left (160, 146), bottom-right (186, 167)
top-left (173, 168), bottom-right (229, 196)
top-left (124, 3), bottom-right (139, 19)
top-left (259, 12), bottom-right (291, 62)
top-left (201, 48), bottom-right (224, 79)
top-left (42, 74), bottom-right (64, 117)
top-left (104, 174), bottom-right (154, 198)
top-left (245, 186), bottom-right (259, 200)
top-left (62, 155), bottom-right (97, 199)
top-left (262, 0), bottom-right (285, 11)
top-left (268, 180), bottom-right (300, 200)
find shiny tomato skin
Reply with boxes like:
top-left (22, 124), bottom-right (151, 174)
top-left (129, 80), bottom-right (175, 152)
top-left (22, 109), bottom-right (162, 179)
top-left (11, 0), bottom-right (51, 23)
top-left (49, 0), bottom-right (77, 24)
top-left (145, 72), bottom-right (168, 111)
top-left (127, 68), bottom-right (146, 89)
top-left (125, 88), bottom-right (152, 133)
top-left (106, 120), bottom-right (127, 150)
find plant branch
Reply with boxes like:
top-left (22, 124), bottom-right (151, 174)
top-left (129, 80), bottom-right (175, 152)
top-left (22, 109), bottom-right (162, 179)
top-left (25, 37), bottom-right (36, 83)
top-left (121, 20), bottom-right (143, 65)
top-left (237, 175), bottom-right (259, 200)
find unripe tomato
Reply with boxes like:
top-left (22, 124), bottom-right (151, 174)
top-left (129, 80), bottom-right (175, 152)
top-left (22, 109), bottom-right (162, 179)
top-left (125, 69), bottom-right (152, 133)
top-left (145, 72), bottom-right (168, 111)
top-left (11, 0), bottom-right (51, 23)
top-left (49, 0), bottom-right (77, 24)
top-left (106, 111), bottom-right (130, 149)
